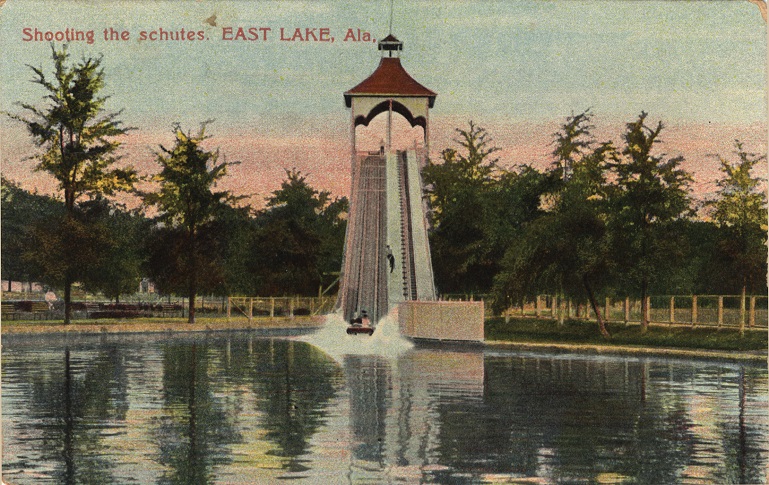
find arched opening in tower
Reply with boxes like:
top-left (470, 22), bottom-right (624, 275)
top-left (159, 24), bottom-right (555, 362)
top-left (355, 114), bottom-right (425, 154)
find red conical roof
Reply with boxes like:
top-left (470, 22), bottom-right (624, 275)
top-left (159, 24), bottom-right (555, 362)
top-left (380, 34), bottom-right (400, 43)
top-left (344, 57), bottom-right (436, 108)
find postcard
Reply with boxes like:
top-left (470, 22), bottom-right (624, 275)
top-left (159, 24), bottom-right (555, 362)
top-left (1, 1), bottom-right (767, 483)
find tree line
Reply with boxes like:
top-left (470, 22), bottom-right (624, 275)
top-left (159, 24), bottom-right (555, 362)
top-left (3, 46), bottom-right (347, 324)
top-left (422, 114), bottom-right (767, 335)
top-left (4, 46), bottom-right (766, 333)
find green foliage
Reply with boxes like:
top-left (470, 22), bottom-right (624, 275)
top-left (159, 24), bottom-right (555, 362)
top-left (7, 45), bottom-right (135, 324)
top-left (250, 169), bottom-right (348, 296)
top-left (707, 141), bottom-right (768, 294)
top-left (142, 123), bottom-right (239, 322)
top-left (213, 204), bottom-right (260, 296)
top-left (77, 198), bottom-right (149, 302)
top-left (1, 177), bottom-right (65, 287)
top-left (21, 214), bottom-right (110, 291)
top-left (493, 111), bottom-right (615, 336)
top-left (423, 121), bottom-right (549, 293)
top-left (423, 121), bottom-right (498, 219)
top-left (607, 113), bottom-right (693, 328)
top-left (610, 113), bottom-right (692, 229)
top-left (9, 45), bottom-right (136, 212)
top-left (485, 317), bottom-right (767, 352)
top-left (550, 109), bottom-right (595, 180)
top-left (144, 122), bottom-right (237, 230)
top-left (711, 141), bottom-right (767, 229)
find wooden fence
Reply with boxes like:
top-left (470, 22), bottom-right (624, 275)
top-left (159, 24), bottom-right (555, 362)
top-left (443, 293), bottom-right (768, 329)
top-left (227, 296), bottom-right (336, 321)
top-left (1, 295), bottom-right (336, 321)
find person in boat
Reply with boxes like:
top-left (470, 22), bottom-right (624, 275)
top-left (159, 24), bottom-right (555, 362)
top-left (361, 310), bottom-right (370, 327)
top-left (350, 311), bottom-right (363, 325)
top-left (386, 245), bottom-right (395, 273)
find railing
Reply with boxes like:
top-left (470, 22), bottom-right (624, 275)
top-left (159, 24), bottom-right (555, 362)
top-left (227, 296), bottom-right (336, 321)
top-left (0, 295), bottom-right (337, 321)
top-left (442, 293), bottom-right (768, 329)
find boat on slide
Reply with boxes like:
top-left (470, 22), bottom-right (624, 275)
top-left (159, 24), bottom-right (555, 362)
top-left (347, 310), bottom-right (374, 335)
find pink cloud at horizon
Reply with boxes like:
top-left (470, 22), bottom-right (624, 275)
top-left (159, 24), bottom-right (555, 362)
top-left (2, 117), bottom-right (765, 210)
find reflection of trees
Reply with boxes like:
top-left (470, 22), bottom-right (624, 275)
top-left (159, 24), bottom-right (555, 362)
top-left (716, 365), bottom-right (766, 485)
top-left (430, 357), bottom-right (760, 483)
top-left (24, 345), bottom-right (130, 484)
top-left (195, 338), bottom-right (342, 472)
top-left (154, 341), bottom-right (239, 485)
top-left (247, 340), bottom-right (342, 472)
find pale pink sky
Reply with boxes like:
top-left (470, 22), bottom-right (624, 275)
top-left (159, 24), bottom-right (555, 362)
top-left (1, 1), bottom-right (765, 210)
top-left (2, 115), bottom-right (764, 210)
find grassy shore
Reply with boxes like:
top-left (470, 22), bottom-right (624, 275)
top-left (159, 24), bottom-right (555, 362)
top-left (486, 317), bottom-right (767, 352)
top-left (0, 316), bottom-right (323, 335)
top-left (2, 316), bottom-right (766, 361)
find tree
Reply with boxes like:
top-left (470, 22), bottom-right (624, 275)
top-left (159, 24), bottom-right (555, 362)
top-left (214, 204), bottom-right (260, 296)
top-left (78, 197), bottom-right (149, 302)
top-left (422, 121), bottom-right (500, 293)
top-left (1, 177), bottom-right (65, 291)
top-left (22, 214), bottom-right (110, 303)
top-left (551, 109), bottom-right (594, 181)
top-left (493, 111), bottom-right (615, 337)
top-left (250, 169), bottom-right (348, 296)
top-left (8, 45), bottom-right (135, 323)
top-left (708, 141), bottom-right (767, 333)
top-left (607, 113), bottom-right (692, 332)
top-left (142, 123), bottom-right (238, 323)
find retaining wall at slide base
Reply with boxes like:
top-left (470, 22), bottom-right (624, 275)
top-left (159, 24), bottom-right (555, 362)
top-left (398, 300), bottom-right (484, 342)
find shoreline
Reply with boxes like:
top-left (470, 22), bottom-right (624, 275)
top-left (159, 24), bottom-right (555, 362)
top-left (484, 340), bottom-right (767, 364)
top-left (2, 317), bottom-right (766, 363)
top-left (0, 316), bottom-right (323, 336)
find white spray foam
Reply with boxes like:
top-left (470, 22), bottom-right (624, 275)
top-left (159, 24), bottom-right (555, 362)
top-left (300, 309), bottom-right (414, 360)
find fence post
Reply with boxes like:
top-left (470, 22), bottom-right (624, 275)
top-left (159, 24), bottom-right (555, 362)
top-left (691, 295), bottom-right (697, 327)
top-left (669, 296), bottom-right (675, 324)
top-left (270, 297), bottom-right (275, 318)
top-left (624, 297), bottom-right (630, 324)
top-left (749, 296), bottom-right (756, 328)
top-left (552, 295), bottom-right (557, 319)
top-left (740, 288), bottom-right (746, 336)
top-left (289, 297), bottom-right (295, 318)
top-left (248, 297), bottom-right (253, 322)
top-left (535, 296), bottom-right (541, 318)
top-left (717, 296), bottom-right (724, 328)
top-left (560, 297), bottom-right (566, 322)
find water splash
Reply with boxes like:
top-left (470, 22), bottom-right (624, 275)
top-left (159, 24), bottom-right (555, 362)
top-left (300, 309), bottom-right (413, 360)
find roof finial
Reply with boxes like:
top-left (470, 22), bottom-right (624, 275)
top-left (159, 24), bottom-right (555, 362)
top-left (380, 0), bottom-right (402, 57)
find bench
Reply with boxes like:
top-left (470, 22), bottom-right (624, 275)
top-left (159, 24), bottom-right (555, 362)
top-left (30, 301), bottom-right (50, 320)
top-left (157, 303), bottom-right (182, 317)
top-left (1, 302), bottom-right (18, 320)
top-left (89, 310), bottom-right (141, 319)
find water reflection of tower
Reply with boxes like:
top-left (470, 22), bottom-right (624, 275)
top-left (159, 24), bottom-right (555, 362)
top-left (344, 355), bottom-right (390, 465)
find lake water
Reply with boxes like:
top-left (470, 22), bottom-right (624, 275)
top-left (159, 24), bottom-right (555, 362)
top-left (2, 329), bottom-right (767, 484)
